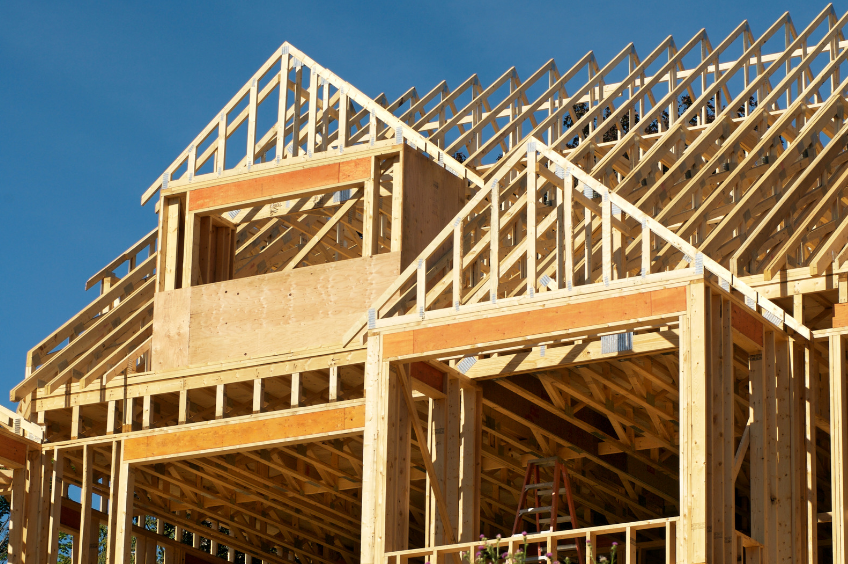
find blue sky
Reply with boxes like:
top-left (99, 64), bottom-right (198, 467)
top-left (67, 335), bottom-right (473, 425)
top-left (0, 0), bottom-right (837, 410)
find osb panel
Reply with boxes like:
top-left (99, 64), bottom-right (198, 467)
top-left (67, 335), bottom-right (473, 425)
top-left (383, 286), bottom-right (687, 358)
top-left (186, 252), bottom-right (400, 365)
top-left (123, 403), bottom-right (365, 462)
top-left (188, 158), bottom-right (371, 212)
top-left (151, 288), bottom-right (191, 372)
top-left (400, 147), bottom-right (466, 270)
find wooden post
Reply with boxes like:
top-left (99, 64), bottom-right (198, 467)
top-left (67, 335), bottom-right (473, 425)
top-left (526, 147), bottom-right (537, 295)
top-left (830, 333), bottom-right (848, 563)
top-left (114, 447), bottom-right (136, 564)
top-left (77, 445), bottom-right (94, 564)
top-left (47, 448), bottom-right (63, 564)
top-left (71, 405), bottom-right (81, 440)
top-left (8, 467), bottom-right (26, 564)
top-left (161, 197), bottom-right (183, 292)
top-left (458, 385), bottom-right (480, 541)
top-left (329, 366), bottom-right (340, 403)
top-left (360, 335), bottom-right (383, 564)
top-left (707, 292), bottom-right (722, 564)
top-left (426, 391), bottom-right (448, 547)
top-left (215, 384), bottom-right (226, 420)
top-left (721, 297), bottom-right (735, 564)
top-left (363, 157), bottom-right (380, 258)
top-left (763, 331), bottom-right (779, 560)
top-left (253, 379), bottom-right (265, 414)
top-left (804, 306), bottom-right (819, 564)
top-left (390, 160), bottom-right (404, 253)
top-left (178, 390), bottom-right (189, 424)
top-left (290, 373), bottom-right (302, 408)
top-left (774, 335), bottom-right (793, 561)
top-left (106, 401), bottom-right (117, 435)
top-left (23, 448), bottom-right (43, 564)
top-left (750, 336), bottom-right (769, 561)
top-left (444, 377), bottom-right (460, 538)
top-left (142, 395), bottom-right (153, 430)
top-left (37, 450), bottom-right (53, 564)
top-left (384, 363), bottom-right (410, 553)
top-left (490, 182), bottom-right (500, 302)
top-left (106, 442), bottom-right (121, 564)
top-left (679, 281), bottom-right (709, 563)
top-left (123, 397), bottom-right (135, 433)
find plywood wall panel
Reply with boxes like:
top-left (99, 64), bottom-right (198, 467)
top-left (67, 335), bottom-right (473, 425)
top-left (185, 252), bottom-right (400, 365)
top-left (401, 147), bottom-right (467, 269)
top-left (151, 289), bottom-right (191, 371)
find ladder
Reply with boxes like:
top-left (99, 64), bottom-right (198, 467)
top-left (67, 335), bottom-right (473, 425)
top-left (511, 457), bottom-right (583, 563)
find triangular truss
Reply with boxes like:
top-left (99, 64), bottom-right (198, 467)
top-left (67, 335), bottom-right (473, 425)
top-left (144, 5), bottom-right (848, 296)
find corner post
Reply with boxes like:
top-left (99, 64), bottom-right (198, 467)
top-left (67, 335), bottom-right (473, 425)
top-left (679, 280), bottom-right (710, 563)
top-left (830, 333), bottom-right (848, 563)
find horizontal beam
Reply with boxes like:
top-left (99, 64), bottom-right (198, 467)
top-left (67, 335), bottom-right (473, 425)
top-left (121, 400), bottom-right (364, 463)
top-left (382, 286), bottom-right (687, 359)
top-left (187, 157), bottom-right (371, 213)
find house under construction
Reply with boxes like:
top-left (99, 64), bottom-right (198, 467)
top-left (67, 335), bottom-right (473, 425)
top-left (7, 5), bottom-right (848, 563)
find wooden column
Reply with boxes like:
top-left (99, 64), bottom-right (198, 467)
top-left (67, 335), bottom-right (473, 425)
top-left (253, 379), bottom-right (265, 414)
top-left (458, 385), bottom-right (481, 542)
top-left (290, 373), bottom-right (302, 408)
top-left (390, 161), bottom-right (404, 253)
top-left (720, 297), bottom-right (735, 564)
top-left (329, 366), bottom-right (340, 403)
top-left (362, 157), bottom-right (380, 258)
top-left (114, 449), bottom-right (136, 564)
top-left (215, 384), bottom-right (226, 420)
top-left (106, 401), bottom-right (117, 435)
top-left (707, 292), bottom-right (733, 564)
top-left (794, 295), bottom-right (817, 564)
top-left (47, 448), bottom-right (64, 564)
top-left (106, 442), bottom-right (121, 564)
top-left (773, 335), bottom-right (794, 561)
top-left (142, 396), bottom-right (153, 430)
top-left (8, 466), bottom-right (26, 564)
top-left (749, 335), bottom-right (769, 561)
top-left (23, 448), bottom-right (43, 564)
top-left (37, 450), bottom-right (53, 564)
top-left (123, 397), bottom-right (135, 433)
top-left (77, 445), bottom-right (95, 564)
top-left (178, 391), bottom-right (189, 424)
top-left (830, 333), bottom-right (848, 563)
top-left (679, 280), bottom-right (710, 563)
top-left (360, 335), bottom-right (386, 564)
top-left (764, 331), bottom-right (780, 559)
top-left (384, 364), bottom-right (410, 553)
top-left (159, 196), bottom-right (184, 292)
top-left (426, 391), bottom-right (448, 547)
top-left (444, 377), bottom-right (460, 537)
top-left (805, 336), bottom-right (819, 564)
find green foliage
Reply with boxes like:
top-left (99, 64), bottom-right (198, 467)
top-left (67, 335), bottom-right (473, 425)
top-left (57, 532), bottom-right (74, 564)
top-left (0, 495), bottom-right (9, 563)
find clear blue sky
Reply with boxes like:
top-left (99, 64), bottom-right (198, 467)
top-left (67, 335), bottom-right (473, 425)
top-left (0, 0), bottom-right (836, 410)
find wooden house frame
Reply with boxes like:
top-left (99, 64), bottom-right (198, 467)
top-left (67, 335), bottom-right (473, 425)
top-left (6, 6), bottom-right (848, 563)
